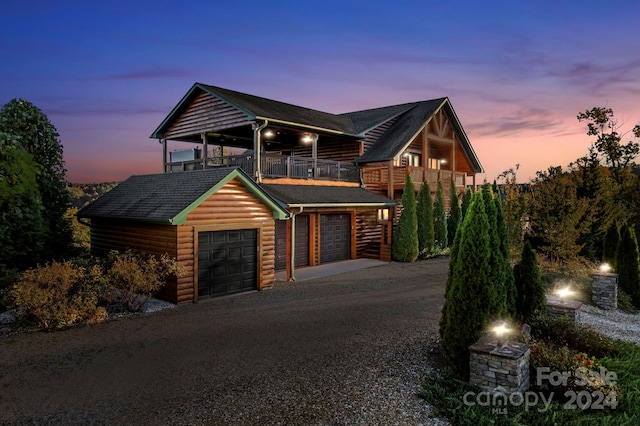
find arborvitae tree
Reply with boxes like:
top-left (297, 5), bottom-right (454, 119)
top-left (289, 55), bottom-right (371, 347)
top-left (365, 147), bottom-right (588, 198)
top-left (495, 196), bottom-right (517, 317)
top-left (433, 180), bottom-right (448, 250)
top-left (482, 184), bottom-right (507, 316)
top-left (602, 222), bottom-right (619, 268)
top-left (440, 192), bottom-right (497, 378)
top-left (416, 179), bottom-right (434, 254)
top-left (0, 99), bottom-right (72, 263)
top-left (616, 224), bottom-right (640, 307)
top-left (461, 187), bottom-right (472, 220)
top-left (447, 180), bottom-right (461, 247)
top-left (438, 217), bottom-right (463, 343)
top-left (392, 174), bottom-right (419, 262)
top-left (514, 240), bottom-right (546, 323)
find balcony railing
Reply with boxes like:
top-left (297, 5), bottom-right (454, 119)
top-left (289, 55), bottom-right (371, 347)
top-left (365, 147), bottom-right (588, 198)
top-left (167, 153), bottom-right (360, 183)
top-left (362, 166), bottom-right (467, 191)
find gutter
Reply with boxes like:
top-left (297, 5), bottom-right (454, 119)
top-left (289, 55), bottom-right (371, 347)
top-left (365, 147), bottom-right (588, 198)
top-left (253, 120), bottom-right (269, 184)
top-left (286, 203), bottom-right (397, 209)
top-left (254, 116), bottom-right (357, 137)
top-left (289, 206), bottom-right (304, 282)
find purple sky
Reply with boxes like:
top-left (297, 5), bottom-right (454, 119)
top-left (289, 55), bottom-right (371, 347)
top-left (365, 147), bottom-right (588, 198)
top-left (2, 0), bottom-right (639, 183)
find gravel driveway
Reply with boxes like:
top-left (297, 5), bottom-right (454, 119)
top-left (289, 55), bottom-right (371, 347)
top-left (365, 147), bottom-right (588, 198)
top-left (1, 258), bottom-right (450, 425)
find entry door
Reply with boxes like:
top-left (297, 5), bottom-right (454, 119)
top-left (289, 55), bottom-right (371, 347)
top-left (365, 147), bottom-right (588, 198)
top-left (320, 214), bottom-right (351, 263)
top-left (274, 216), bottom-right (309, 271)
top-left (198, 229), bottom-right (257, 298)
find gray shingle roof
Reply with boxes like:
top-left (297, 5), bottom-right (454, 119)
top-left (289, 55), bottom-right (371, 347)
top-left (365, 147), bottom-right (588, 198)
top-left (151, 83), bottom-right (482, 173)
top-left (352, 99), bottom-right (446, 163)
top-left (195, 83), bottom-right (357, 135)
top-left (77, 168), bottom-right (288, 223)
top-left (260, 184), bottom-right (397, 207)
top-left (339, 102), bottom-right (417, 134)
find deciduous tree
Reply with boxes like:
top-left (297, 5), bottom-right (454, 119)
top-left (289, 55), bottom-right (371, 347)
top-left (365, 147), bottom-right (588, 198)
top-left (0, 132), bottom-right (46, 273)
top-left (0, 99), bottom-right (72, 263)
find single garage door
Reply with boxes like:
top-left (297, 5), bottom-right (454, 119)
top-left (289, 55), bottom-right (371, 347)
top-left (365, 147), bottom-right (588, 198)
top-left (320, 214), bottom-right (351, 263)
top-left (198, 229), bottom-right (257, 298)
top-left (275, 216), bottom-right (309, 271)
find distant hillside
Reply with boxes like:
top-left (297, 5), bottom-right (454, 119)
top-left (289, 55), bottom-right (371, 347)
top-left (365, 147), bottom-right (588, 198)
top-left (68, 182), bottom-right (119, 209)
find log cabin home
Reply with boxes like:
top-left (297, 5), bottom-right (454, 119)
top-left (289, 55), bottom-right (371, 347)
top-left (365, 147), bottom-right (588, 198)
top-left (78, 83), bottom-right (483, 304)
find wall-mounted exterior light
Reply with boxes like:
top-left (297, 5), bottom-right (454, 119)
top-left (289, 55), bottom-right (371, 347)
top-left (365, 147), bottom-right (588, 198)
top-left (377, 208), bottom-right (390, 222)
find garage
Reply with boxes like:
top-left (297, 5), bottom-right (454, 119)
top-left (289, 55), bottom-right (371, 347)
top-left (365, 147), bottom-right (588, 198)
top-left (275, 216), bottom-right (309, 270)
top-left (320, 214), bottom-right (351, 263)
top-left (198, 229), bottom-right (257, 298)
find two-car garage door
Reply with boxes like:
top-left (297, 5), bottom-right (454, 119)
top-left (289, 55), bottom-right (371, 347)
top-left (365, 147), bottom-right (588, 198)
top-left (198, 229), bottom-right (257, 299)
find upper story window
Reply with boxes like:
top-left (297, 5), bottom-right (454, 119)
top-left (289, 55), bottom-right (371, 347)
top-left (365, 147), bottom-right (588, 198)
top-left (395, 152), bottom-right (421, 167)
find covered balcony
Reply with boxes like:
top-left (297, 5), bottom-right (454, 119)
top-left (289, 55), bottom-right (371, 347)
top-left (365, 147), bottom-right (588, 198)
top-left (167, 150), bottom-right (360, 183)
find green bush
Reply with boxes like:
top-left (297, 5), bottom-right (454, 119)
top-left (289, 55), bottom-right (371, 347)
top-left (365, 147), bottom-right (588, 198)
top-left (616, 224), bottom-right (640, 308)
top-left (440, 192), bottom-right (498, 377)
top-left (433, 180), bottom-right (448, 250)
top-left (392, 174), bottom-right (419, 262)
top-left (447, 179), bottom-right (461, 248)
top-left (529, 315), bottom-right (621, 359)
top-left (529, 339), bottom-right (617, 396)
top-left (514, 241), bottom-right (546, 323)
top-left (602, 222), bottom-right (619, 267)
top-left (10, 260), bottom-right (107, 330)
top-left (416, 179), bottom-right (434, 255)
top-left (105, 250), bottom-right (184, 312)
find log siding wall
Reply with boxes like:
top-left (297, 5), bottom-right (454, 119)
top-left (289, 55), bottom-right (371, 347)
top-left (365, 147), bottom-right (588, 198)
top-left (164, 91), bottom-right (251, 140)
top-left (294, 141), bottom-right (360, 163)
top-left (89, 178), bottom-right (278, 305)
top-left (89, 220), bottom-right (181, 302)
top-left (185, 178), bottom-right (277, 303)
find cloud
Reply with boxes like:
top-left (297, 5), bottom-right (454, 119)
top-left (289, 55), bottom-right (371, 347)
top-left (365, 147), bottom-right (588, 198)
top-left (468, 106), bottom-right (565, 138)
top-left (548, 59), bottom-right (640, 94)
top-left (90, 68), bottom-right (194, 81)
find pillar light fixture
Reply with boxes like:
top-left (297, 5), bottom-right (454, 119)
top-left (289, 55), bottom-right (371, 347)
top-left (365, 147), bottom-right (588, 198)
top-left (301, 133), bottom-right (315, 143)
top-left (491, 320), bottom-right (511, 348)
top-left (264, 130), bottom-right (274, 138)
top-left (599, 263), bottom-right (612, 273)
top-left (555, 286), bottom-right (574, 303)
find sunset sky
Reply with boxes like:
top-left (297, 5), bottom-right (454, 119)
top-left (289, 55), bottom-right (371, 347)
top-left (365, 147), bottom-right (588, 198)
top-left (1, 1), bottom-right (639, 184)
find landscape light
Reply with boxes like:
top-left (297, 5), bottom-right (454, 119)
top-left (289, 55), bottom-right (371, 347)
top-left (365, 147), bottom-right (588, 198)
top-left (491, 320), bottom-right (511, 348)
top-left (599, 263), bottom-right (612, 273)
top-left (555, 286), bottom-right (574, 303)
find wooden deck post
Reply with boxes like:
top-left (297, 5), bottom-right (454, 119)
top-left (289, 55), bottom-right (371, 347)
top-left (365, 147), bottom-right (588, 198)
top-left (161, 139), bottom-right (167, 173)
top-left (201, 133), bottom-right (208, 169)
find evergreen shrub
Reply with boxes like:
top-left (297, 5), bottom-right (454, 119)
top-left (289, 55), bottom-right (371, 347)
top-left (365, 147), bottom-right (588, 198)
top-left (392, 174), bottom-right (419, 262)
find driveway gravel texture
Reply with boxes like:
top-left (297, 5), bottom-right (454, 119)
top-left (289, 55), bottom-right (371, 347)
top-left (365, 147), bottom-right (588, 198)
top-left (0, 258), bottom-right (451, 426)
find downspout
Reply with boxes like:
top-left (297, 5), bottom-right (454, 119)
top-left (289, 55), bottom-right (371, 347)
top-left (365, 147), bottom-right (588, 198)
top-left (253, 120), bottom-right (268, 183)
top-left (355, 161), bottom-right (364, 187)
top-left (289, 206), bottom-right (304, 281)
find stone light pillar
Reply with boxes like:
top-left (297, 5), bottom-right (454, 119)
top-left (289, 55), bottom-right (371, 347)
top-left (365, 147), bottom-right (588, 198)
top-left (546, 295), bottom-right (583, 323)
top-left (469, 336), bottom-right (530, 394)
top-left (592, 272), bottom-right (618, 310)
